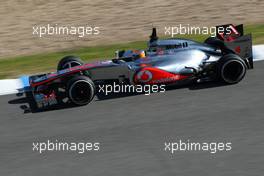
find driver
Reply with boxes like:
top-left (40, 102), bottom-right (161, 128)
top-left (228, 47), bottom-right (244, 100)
top-left (134, 50), bottom-right (146, 59)
top-left (116, 50), bottom-right (146, 62)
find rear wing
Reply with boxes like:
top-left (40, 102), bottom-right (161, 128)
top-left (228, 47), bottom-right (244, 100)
top-left (216, 24), bottom-right (253, 69)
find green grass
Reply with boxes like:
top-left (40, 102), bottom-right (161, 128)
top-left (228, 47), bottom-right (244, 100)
top-left (0, 24), bottom-right (263, 79)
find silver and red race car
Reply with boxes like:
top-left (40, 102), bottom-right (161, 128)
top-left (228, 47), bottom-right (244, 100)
top-left (28, 24), bottom-right (253, 109)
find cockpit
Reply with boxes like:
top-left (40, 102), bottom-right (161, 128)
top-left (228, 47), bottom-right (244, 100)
top-left (112, 49), bottom-right (146, 63)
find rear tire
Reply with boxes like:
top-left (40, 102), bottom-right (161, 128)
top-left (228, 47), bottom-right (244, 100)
top-left (57, 56), bottom-right (84, 71)
top-left (217, 54), bottom-right (247, 84)
top-left (67, 76), bottom-right (95, 106)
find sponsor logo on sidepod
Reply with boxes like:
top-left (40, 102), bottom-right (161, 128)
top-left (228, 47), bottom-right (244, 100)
top-left (136, 70), bottom-right (153, 83)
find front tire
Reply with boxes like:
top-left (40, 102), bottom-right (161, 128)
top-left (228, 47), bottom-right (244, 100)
top-left (67, 76), bottom-right (95, 106)
top-left (57, 56), bottom-right (84, 71)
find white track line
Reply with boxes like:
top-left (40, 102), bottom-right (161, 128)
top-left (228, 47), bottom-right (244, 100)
top-left (253, 44), bottom-right (264, 61)
top-left (0, 79), bottom-right (23, 95)
top-left (0, 45), bottom-right (263, 96)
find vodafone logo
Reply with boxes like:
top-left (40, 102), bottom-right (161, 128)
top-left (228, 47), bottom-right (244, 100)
top-left (136, 70), bottom-right (153, 82)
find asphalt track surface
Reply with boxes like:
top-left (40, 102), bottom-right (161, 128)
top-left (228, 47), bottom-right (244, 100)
top-left (1, 61), bottom-right (264, 176)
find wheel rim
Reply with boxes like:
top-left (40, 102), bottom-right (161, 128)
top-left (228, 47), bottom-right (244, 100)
top-left (69, 80), bottom-right (94, 105)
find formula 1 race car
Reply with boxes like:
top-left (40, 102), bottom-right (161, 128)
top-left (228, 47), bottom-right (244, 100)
top-left (28, 24), bottom-right (253, 109)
